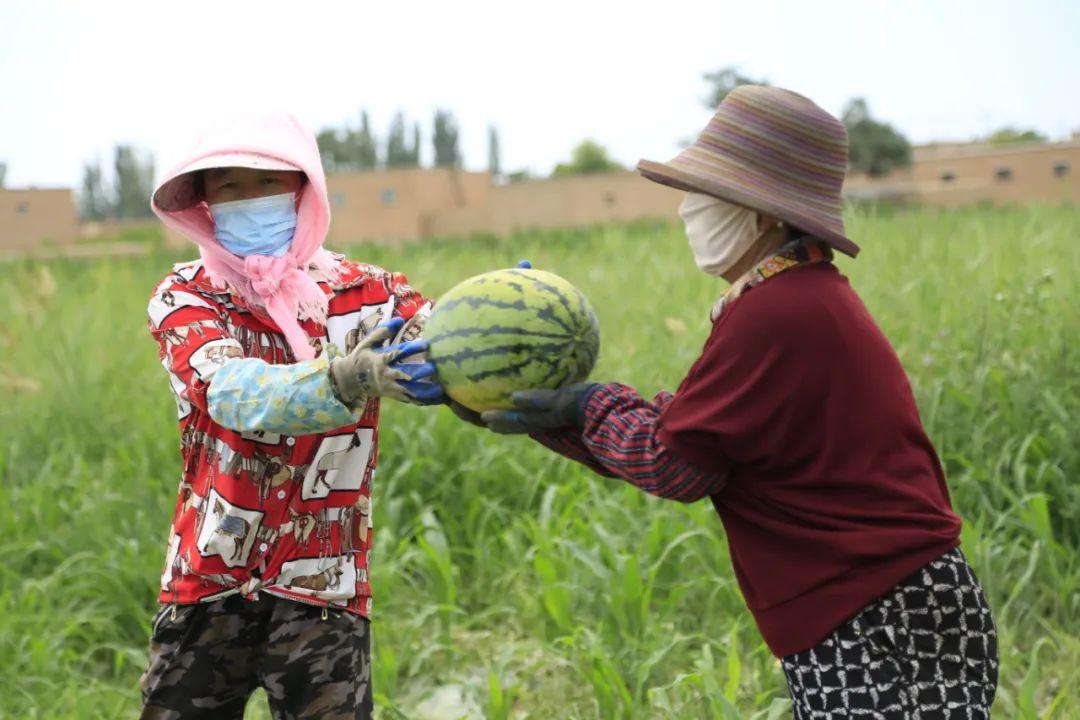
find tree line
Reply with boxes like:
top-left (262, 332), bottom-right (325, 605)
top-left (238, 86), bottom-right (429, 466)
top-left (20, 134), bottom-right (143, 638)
top-left (317, 108), bottom-right (506, 182)
top-left (315, 108), bottom-right (492, 173)
top-left (74, 110), bottom-right (502, 221)
top-left (79, 146), bottom-right (156, 222)
top-left (701, 67), bottom-right (1051, 178)
top-left (57, 72), bottom-right (1056, 220)
top-left (546, 68), bottom-right (929, 179)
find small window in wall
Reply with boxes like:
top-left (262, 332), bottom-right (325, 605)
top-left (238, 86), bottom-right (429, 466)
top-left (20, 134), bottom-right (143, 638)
top-left (16, 202), bottom-right (29, 214)
top-left (380, 188), bottom-right (396, 206)
top-left (1053, 161), bottom-right (1070, 178)
top-left (995, 166), bottom-right (1013, 182)
top-left (940, 170), bottom-right (956, 183)
top-left (330, 192), bottom-right (346, 208)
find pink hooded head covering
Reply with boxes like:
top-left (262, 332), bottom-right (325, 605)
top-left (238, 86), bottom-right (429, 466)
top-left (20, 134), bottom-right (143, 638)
top-left (151, 111), bottom-right (339, 360)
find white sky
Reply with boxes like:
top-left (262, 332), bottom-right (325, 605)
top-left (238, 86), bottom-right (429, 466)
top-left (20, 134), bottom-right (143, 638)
top-left (2, 0), bottom-right (1078, 189)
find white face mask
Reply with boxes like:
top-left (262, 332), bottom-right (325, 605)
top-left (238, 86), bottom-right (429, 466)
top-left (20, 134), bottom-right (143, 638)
top-left (678, 192), bottom-right (761, 277)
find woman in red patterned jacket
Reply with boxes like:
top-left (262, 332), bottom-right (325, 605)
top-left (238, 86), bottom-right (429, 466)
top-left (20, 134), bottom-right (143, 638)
top-left (139, 111), bottom-right (442, 719)
top-left (472, 87), bottom-right (999, 718)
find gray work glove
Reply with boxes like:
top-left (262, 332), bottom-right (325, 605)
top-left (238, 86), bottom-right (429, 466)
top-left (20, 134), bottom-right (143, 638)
top-left (329, 317), bottom-right (443, 407)
top-left (478, 383), bottom-right (601, 434)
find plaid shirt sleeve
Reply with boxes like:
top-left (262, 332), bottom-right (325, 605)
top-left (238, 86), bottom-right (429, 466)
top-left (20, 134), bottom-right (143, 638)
top-left (533, 383), bottom-right (728, 502)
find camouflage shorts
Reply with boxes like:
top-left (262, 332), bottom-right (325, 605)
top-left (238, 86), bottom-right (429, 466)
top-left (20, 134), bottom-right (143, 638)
top-left (139, 593), bottom-right (372, 720)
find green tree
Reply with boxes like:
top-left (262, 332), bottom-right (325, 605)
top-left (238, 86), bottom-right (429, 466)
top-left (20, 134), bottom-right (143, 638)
top-left (349, 110), bottom-right (379, 169)
top-left (487, 125), bottom-right (501, 177)
top-left (985, 127), bottom-right (1048, 145)
top-left (316, 128), bottom-right (344, 170)
top-left (385, 111), bottom-right (421, 168)
top-left (0, 162), bottom-right (6, 188)
top-left (551, 140), bottom-right (623, 177)
top-left (317, 110), bottom-right (378, 171)
top-left (79, 161), bottom-right (113, 221)
top-left (433, 109), bottom-right (461, 168)
top-left (410, 123), bottom-right (422, 166)
top-left (842, 98), bottom-right (912, 177)
top-left (703, 67), bottom-right (768, 108)
top-left (113, 145), bottom-right (155, 219)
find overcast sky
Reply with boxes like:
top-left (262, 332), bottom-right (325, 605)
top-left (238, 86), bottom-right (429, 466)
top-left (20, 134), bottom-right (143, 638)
top-left (2, 0), bottom-right (1078, 189)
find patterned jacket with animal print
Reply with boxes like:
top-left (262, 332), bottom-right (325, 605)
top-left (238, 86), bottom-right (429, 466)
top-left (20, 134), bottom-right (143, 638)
top-left (149, 255), bottom-right (429, 616)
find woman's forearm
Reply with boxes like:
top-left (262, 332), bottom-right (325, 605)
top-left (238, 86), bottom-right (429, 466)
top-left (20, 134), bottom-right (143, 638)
top-left (207, 353), bottom-right (358, 435)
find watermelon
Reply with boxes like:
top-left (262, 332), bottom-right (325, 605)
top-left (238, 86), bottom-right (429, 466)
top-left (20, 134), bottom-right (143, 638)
top-left (425, 268), bottom-right (601, 412)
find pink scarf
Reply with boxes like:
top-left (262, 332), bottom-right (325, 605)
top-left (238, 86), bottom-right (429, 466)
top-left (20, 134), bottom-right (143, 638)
top-left (151, 112), bottom-right (339, 360)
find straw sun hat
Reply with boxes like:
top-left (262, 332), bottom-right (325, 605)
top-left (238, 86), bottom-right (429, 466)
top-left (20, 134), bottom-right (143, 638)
top-left (638, 85), bottom-right (860, 257)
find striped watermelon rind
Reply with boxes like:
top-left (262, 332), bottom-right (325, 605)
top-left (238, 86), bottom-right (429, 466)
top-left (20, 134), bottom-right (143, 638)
top-left (425, 268), bottom-right (601, 412)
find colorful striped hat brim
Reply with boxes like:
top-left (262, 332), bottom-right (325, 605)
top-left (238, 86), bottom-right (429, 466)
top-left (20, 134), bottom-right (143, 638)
top-left (638, 85), bottom-right (860, 257)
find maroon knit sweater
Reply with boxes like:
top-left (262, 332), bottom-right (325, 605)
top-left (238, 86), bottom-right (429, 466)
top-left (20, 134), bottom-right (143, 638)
top-left (657, 262), bottom-right (961, 655)
top-left (537, 261), bottom-right (962, 656)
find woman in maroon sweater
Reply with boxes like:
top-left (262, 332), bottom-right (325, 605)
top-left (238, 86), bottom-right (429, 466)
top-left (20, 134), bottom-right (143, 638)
top-left (471, 86), bottom-right (998, 718)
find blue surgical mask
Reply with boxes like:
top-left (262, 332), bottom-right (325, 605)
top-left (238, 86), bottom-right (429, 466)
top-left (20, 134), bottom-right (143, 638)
top-left (210, 192), bottom-right (298, 257)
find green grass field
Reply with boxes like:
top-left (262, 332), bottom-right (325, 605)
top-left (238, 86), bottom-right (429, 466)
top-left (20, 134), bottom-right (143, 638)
top-left (1, 205), bottom-right (1078, 719)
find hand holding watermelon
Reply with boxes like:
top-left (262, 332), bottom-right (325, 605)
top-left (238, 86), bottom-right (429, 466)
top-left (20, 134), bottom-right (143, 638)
top-left (329, 317), bottom-right (444, 407)
top-left (480, 384), bottom-right (600, 434)
top-left (426, 263), bottom-right (600, 413)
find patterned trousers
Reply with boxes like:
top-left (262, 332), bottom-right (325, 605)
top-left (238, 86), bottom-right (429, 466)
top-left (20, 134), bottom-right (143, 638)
top-left (782, 548), bottom-right (998, 719)
top-left (139, 593), bottom-right (372, 720)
